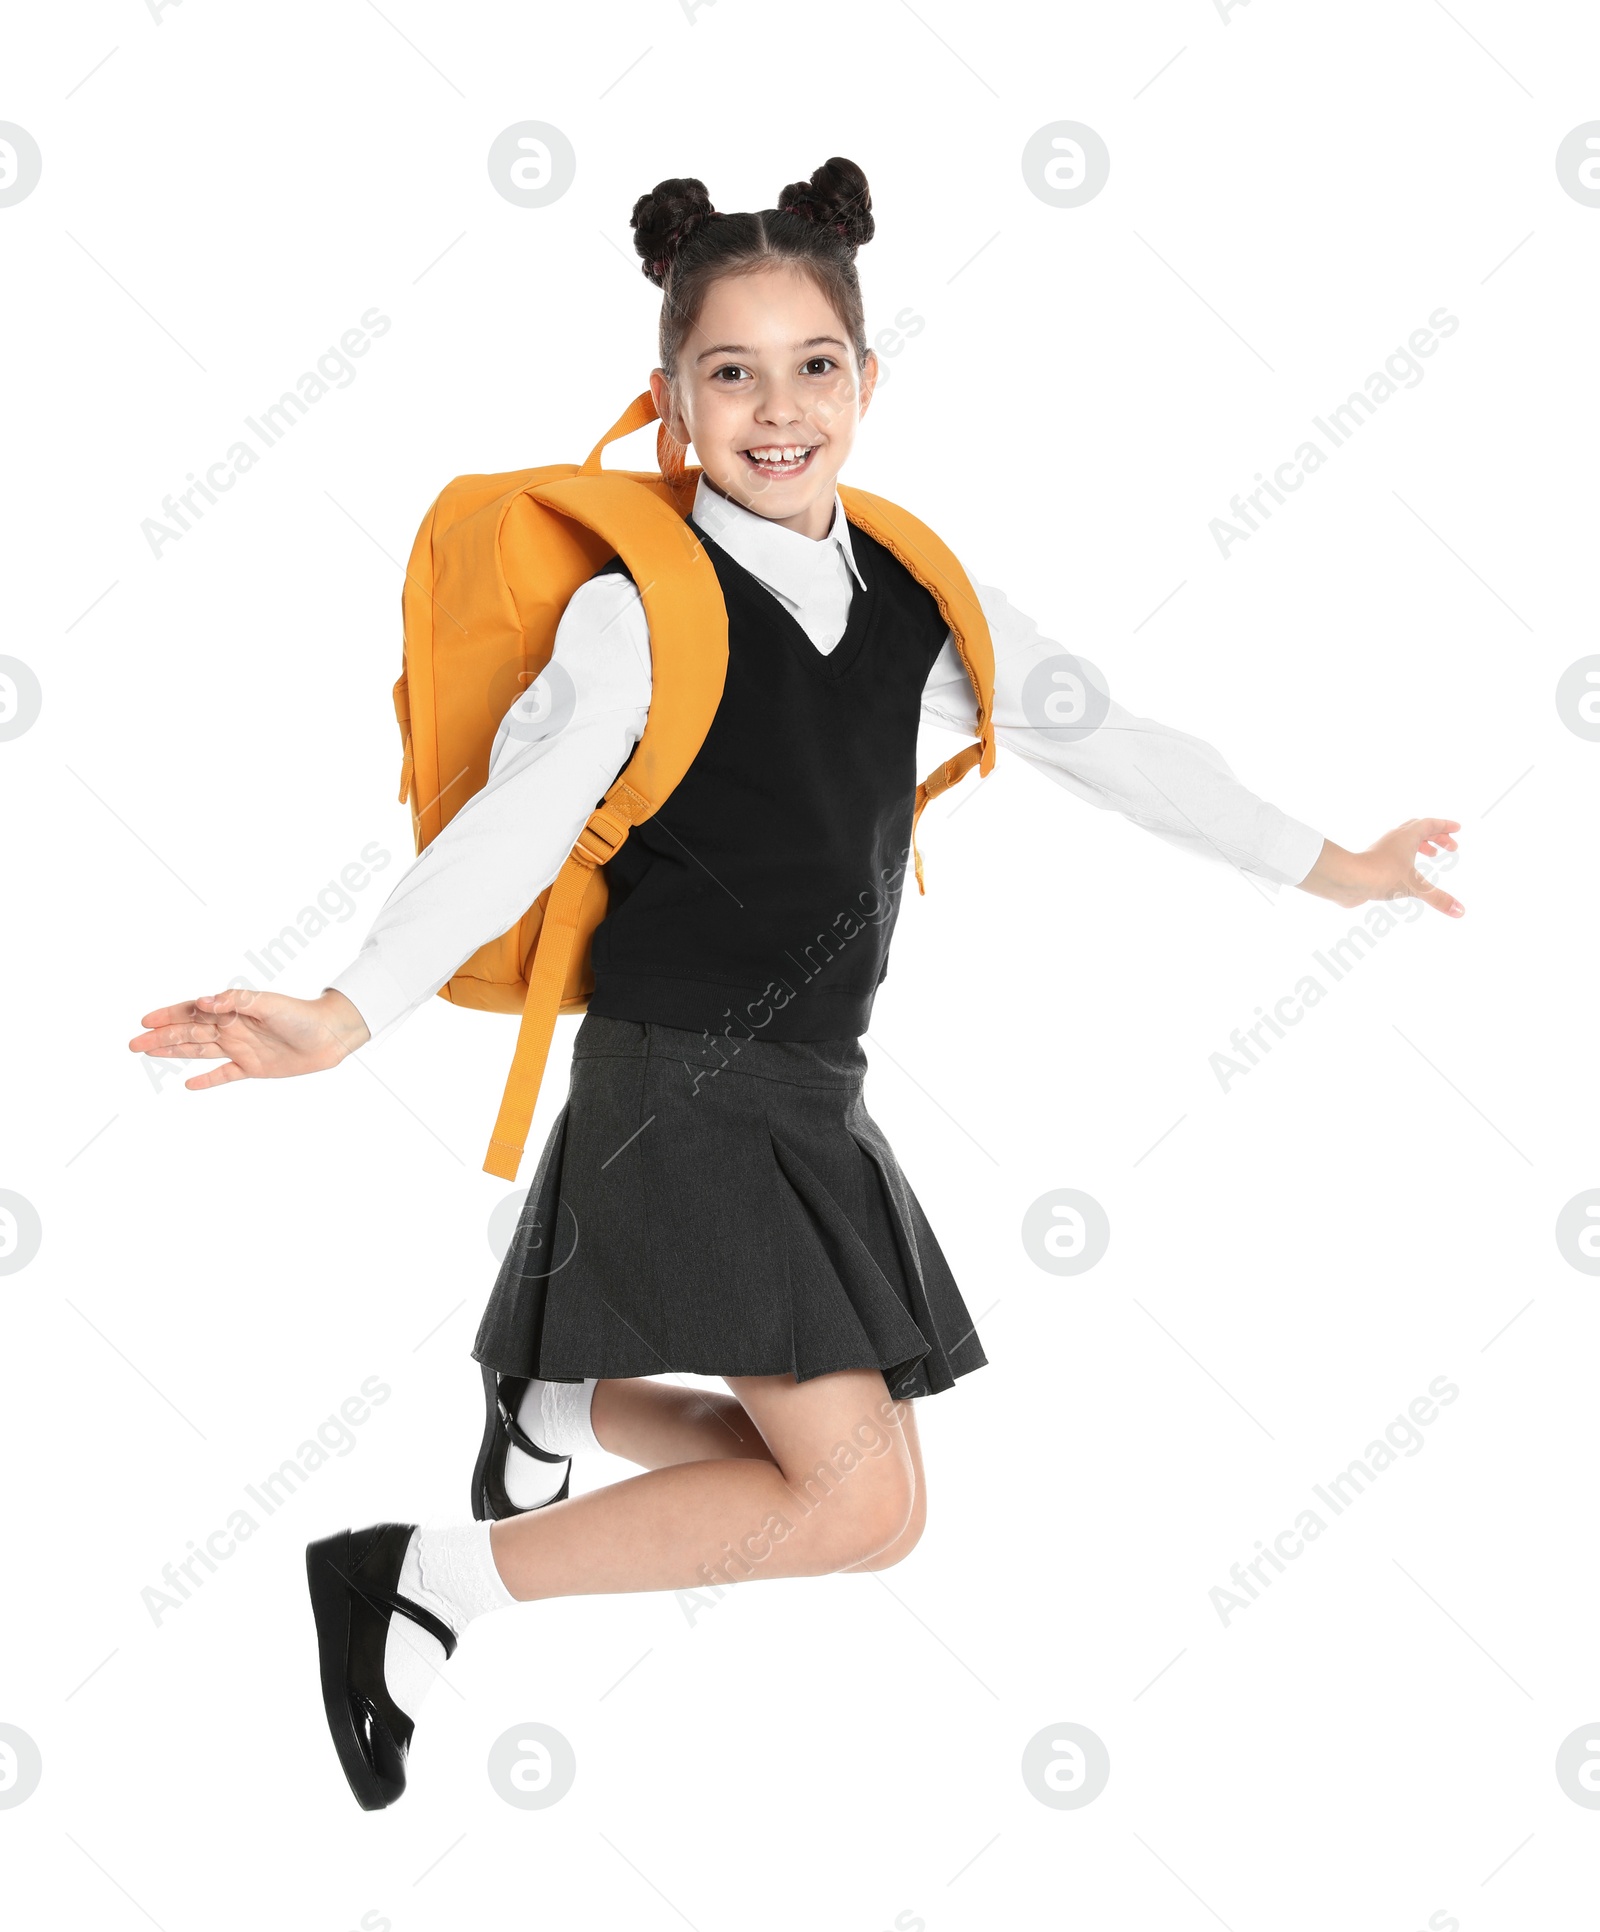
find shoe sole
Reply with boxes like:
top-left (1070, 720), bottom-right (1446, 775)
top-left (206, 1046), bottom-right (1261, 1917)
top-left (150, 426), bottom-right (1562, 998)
top-left (305, 1530), bottom-right (393, 1812)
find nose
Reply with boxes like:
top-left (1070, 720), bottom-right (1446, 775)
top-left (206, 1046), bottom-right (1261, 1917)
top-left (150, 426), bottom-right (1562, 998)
top-left (753, 374), bottom-right (806, 428)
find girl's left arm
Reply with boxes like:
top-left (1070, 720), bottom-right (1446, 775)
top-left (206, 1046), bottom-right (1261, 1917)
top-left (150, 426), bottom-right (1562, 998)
top-left (921, 583), bottom-right (1463, 917)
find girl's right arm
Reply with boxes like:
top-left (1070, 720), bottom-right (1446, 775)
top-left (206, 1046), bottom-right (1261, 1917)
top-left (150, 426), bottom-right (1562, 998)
top-left (130, 575), bottom-right (653, 1090)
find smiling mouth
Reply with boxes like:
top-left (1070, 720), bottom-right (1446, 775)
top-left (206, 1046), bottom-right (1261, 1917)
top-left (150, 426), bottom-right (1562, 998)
top-left (739, 444), bottom-right (819, 478)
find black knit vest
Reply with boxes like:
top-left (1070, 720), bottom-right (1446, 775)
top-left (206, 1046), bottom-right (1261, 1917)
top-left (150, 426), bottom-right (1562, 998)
top-left (584, 513), bottom-right (950, 1042)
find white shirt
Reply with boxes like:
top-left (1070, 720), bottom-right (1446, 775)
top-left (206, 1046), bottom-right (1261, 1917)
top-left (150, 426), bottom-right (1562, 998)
top-left (327, 474), bottom-right (1324, 1046)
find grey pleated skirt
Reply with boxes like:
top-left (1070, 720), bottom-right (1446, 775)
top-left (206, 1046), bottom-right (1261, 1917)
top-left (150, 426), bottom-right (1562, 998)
top-left (471, 1012), bottom-right (988, 1401)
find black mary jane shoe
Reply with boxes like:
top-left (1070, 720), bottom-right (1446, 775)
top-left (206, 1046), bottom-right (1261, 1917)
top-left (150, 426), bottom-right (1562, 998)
top-left (470, 1361), bottom-right (571, 1523)
top-left (305, 1521), bottom-right (457, 1812)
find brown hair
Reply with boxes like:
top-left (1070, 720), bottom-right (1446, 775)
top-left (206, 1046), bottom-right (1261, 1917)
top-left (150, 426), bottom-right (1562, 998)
top-left (628, 158), bottom-right (875, 381)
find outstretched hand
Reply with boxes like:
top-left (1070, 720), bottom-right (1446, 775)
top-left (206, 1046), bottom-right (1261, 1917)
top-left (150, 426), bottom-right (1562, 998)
top-left (128, 988), bottom-right (371, 1090)
top-left (1297, 819), bottom-right (1463, 916)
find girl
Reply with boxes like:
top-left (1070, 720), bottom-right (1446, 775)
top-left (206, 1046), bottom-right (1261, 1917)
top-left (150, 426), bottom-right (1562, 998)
top-left (131, 157), bottom-right (1463, 1812)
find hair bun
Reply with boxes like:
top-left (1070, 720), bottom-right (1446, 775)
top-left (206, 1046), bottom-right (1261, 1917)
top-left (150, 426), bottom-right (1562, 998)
top-left (776, 157), bottom-right (874, 250)
top-left (629, 176), bottom-right (720, 287)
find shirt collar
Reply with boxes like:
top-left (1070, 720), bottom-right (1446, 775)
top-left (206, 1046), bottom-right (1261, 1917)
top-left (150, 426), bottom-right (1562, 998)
top-left (691, 472), bottom-right (867, 608)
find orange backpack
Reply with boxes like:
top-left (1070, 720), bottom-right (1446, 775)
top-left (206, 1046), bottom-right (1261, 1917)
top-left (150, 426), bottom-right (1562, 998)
top-left (392, 393), bottom-right (996, 1182)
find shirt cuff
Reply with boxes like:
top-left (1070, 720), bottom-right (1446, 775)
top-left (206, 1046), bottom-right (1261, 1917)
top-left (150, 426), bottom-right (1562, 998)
top-left (1261, 816), bottom-right (1326, 887)
top-left (323, 950), bottom-right (418, 1050)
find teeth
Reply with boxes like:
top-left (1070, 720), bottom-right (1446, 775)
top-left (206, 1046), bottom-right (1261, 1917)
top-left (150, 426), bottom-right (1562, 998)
top-left (747, 446), bottom-right (811, 464)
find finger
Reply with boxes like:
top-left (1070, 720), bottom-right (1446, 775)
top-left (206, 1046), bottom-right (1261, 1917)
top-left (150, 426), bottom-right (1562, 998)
top-left (183, 1060), bottom-right (250, 1090)
top-left (135, 994), bottom-right (249, 1036)
top-left (137, 1000), bottom-right (205, 1029)
top-left (130, 1022), bottom-right (225, 1052)
top-left (1409, 869), bottom-right (1464, 918)
top-left (144, 1041), bottom-right (229, 1061)
top-left (1412, 818), bottom-right (1461, 851)
top-left (194, 989), bottom-right (250, 1013)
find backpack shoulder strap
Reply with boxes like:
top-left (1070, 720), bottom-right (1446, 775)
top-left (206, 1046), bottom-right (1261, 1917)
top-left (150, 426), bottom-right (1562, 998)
top-left (530, 472), bottom-right (728, 827)
top-left (838, 486), bottom-right (996, 893)
top-left (481, 473), bottom-right (728, 1180)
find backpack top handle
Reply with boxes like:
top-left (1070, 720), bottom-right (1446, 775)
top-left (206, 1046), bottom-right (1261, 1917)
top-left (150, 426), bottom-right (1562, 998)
top-left (580, 391), bottom-right (662, 474)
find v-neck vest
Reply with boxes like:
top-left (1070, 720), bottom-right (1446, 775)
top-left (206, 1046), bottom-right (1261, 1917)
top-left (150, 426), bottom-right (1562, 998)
top-left (584, 513), bottom-right (950, 1042)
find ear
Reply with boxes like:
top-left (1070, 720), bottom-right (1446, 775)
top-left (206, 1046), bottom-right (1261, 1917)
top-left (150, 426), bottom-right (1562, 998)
top-left (649, 368), bottom-right (689, 447)
top-left (857, 347), bottom-right (880, 420)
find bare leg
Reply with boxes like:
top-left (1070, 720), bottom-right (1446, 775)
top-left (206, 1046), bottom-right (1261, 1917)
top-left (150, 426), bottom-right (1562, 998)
top-left (843, 1399), bottom-right (925, 1571)
top-left (488, 1368), bottom-right (918, 1599)
top-left (588, 1375), bottom-right (927, 1571)
top-left (590, 1377), bottom-right (773, 1468)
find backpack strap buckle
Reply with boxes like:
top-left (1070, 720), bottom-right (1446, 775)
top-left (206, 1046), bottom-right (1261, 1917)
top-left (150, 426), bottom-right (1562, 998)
top-left (573, 804), bottom-right (630, 869)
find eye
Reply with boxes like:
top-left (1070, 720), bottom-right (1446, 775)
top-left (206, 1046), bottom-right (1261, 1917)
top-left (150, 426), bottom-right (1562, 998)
top-left (710, 364), bottom-right (749, 382)
top-left (802, 357), bottom-right (837, 376)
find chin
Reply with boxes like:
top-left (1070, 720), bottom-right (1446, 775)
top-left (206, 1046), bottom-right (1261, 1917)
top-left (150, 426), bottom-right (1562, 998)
top-left (718, 465), bottom-right (836, 509)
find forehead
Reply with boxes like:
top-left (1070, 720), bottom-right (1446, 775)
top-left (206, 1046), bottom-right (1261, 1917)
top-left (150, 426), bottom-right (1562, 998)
top-left (691, 262), bottom-right (849, 354)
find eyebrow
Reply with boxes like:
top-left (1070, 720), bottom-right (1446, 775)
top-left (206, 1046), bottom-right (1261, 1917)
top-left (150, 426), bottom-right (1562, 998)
top-left (694, 336), bottom-right (848, 364)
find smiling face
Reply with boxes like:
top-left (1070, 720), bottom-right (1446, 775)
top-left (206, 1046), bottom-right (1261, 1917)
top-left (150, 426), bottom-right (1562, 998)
top-left (649, 262), bottom-right (878, 541)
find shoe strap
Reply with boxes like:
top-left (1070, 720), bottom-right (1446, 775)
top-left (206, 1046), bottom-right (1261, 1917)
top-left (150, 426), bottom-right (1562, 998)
top-left (499, 1398), bottom-right (568, 1465)
top-left (367, 1582), bottom-right (460, 1661)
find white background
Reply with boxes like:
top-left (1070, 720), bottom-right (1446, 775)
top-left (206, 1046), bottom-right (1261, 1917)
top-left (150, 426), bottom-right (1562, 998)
top-left (3, 3), bottom-right (1596, 1928)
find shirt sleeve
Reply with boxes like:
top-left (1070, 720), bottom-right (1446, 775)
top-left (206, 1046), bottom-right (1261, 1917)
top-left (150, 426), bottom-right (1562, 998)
top-left (323, 573), bottom-right (652, 1047)
top-left (920, 581), bottom-right (1325, 889)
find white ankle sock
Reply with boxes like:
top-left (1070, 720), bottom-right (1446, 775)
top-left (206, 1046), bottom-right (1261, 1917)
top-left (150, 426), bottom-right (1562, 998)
top-left (502, 1377), bottom-right (601, 1509)
top-left (383, 1521), bottom-right (516, 1724)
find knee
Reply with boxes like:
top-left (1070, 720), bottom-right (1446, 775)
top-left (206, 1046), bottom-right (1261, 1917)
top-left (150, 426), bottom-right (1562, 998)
top-left (853, 1480), bottom-right (926, 1569)
top-left (798, 1454), bottom-right (917, 1569)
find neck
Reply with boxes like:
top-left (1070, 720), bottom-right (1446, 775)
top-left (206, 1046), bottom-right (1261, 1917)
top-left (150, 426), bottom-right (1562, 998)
top-left (701, 472), bottom-right (835, 541)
